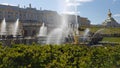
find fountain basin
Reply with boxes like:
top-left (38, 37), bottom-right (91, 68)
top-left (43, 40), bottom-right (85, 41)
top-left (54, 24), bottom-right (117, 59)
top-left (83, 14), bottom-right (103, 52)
top-left (37, 36), bottom-right (47, 44)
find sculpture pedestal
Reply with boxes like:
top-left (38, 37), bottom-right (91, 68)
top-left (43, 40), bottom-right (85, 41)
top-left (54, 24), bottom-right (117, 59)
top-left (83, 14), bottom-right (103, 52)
top-left (73, 35), bottom-right (79, 44)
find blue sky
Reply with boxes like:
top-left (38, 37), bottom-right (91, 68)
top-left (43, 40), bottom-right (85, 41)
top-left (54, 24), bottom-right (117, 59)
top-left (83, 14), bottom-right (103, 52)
top-left (0, 0), bottom-right (120, 24)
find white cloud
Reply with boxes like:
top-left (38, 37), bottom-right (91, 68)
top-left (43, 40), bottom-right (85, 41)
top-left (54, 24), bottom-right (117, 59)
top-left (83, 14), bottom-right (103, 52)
top-left (76, 0), bottom-right (94, 3)
top-left (66, 2), bottom-right (82, 6)
top-left (65, 0), bottom-right (94, 7)
top-left (113, 0), bottom-right (116, 2)
top-left (115, 19), bottom-right (120, 23)
top-left (60, 0), bottom-right (94, 13)
top-left (0, 3), bottom-right (15, 6)
top-left (62, 11), bottom-right (80, 15)
top-left (113, 0), bottom-right (118, 3)
top-left (65, 0), bottom-right (94, 3)
top-left (113, 14), bottom-right (120, 23)
top-left (0, 3), bottom-right (9, 5)
top-left (114, 14), bottom-right (120, 17)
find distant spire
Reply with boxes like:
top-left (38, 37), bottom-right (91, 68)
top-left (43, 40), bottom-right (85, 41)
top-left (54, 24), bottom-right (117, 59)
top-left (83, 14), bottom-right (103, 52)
top-left (24, 5), bottom-right (26, 8)
top-left (40, 7), bottom-right (42, 10)
top-left (18, 4), bottom-right (20, 8)
top-left (29, 3), bottom-right (31, 8)
top-left (108, 9), bottom-right (112, 17)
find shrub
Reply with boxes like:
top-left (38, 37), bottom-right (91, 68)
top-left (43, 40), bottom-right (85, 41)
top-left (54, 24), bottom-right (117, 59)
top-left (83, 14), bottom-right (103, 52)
top-left (0, 44), bottom-right (120, 68)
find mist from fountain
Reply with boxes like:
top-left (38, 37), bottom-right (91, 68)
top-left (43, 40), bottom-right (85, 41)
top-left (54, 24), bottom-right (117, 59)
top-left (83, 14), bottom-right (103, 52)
top-left (13, 19), bottom-right (19, 37)
top-left (0, 18), bottom-right (6, 35)
top-left (46, 0), bottom-right (79, 44)
top-left (83, 28), bottom-right (90, 42)
top-left (92, 29), bottom-right (104, 38)
top-left (38, 23), bottom-right (47, 37)
top-left (88, 29), bottom-right (104, 45)
top-left (46, 16), bottom-right (70, 44)
top-left (46, 28), bottom-right (63, 44)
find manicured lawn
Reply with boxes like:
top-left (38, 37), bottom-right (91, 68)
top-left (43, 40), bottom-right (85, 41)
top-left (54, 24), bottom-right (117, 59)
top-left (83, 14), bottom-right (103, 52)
top-left (88, 26), bottom-right (120, 34)
top-left (102, 37), bottom-right (120, 42)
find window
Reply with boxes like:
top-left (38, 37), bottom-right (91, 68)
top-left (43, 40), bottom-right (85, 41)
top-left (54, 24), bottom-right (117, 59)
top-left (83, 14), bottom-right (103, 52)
top-left (0, 11), bottom-right (2, 14)
top-left (8, 15), bottom-right (10, 18)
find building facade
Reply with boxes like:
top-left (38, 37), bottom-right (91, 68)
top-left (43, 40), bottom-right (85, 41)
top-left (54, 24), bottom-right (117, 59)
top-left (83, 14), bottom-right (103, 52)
top-left (0, 4), bottom-right (42, 36)
top-left (62, 14), bottom-right (90, 28)
top-left (0, 4), bottom-right (91, 37)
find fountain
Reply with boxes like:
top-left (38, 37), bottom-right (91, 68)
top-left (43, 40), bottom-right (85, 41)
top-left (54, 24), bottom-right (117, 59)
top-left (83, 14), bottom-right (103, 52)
top-left (0, 18), bottom-right (6, 35)
top-left (46, 28), bottom-right (63, 44)
top-left (37, 23), bottom-right (47, 44)
top-left (12, 19), bottom-right (19, 37)
top-left (46, 16), bottom-right (69, 44)
top-left (89, 29), bottom-right (104, 45)
top-left (46, 0), bottom-right (79, 44)
top-left (83, 28), bottom-right (90, 42)
top-left (92, 29), bottom-right (104, 38)
top-left (38, 23), bottom-right (47, 37)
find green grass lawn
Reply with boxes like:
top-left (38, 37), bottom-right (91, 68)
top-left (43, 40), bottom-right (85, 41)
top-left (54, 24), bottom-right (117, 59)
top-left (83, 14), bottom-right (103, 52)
top-left (88, 26), bottom-right (120, 34)
top-left (102, 37), bottom-right (120, 42)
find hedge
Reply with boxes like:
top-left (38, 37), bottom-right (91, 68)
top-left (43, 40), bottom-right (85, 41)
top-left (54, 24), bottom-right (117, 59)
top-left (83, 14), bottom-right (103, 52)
top-left (0, 44), bottom-right (120, 68)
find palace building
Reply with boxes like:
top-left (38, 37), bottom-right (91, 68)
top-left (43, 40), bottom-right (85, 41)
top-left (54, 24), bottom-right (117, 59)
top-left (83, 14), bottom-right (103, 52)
top-left (0, 4), bottom-right (91, 37)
